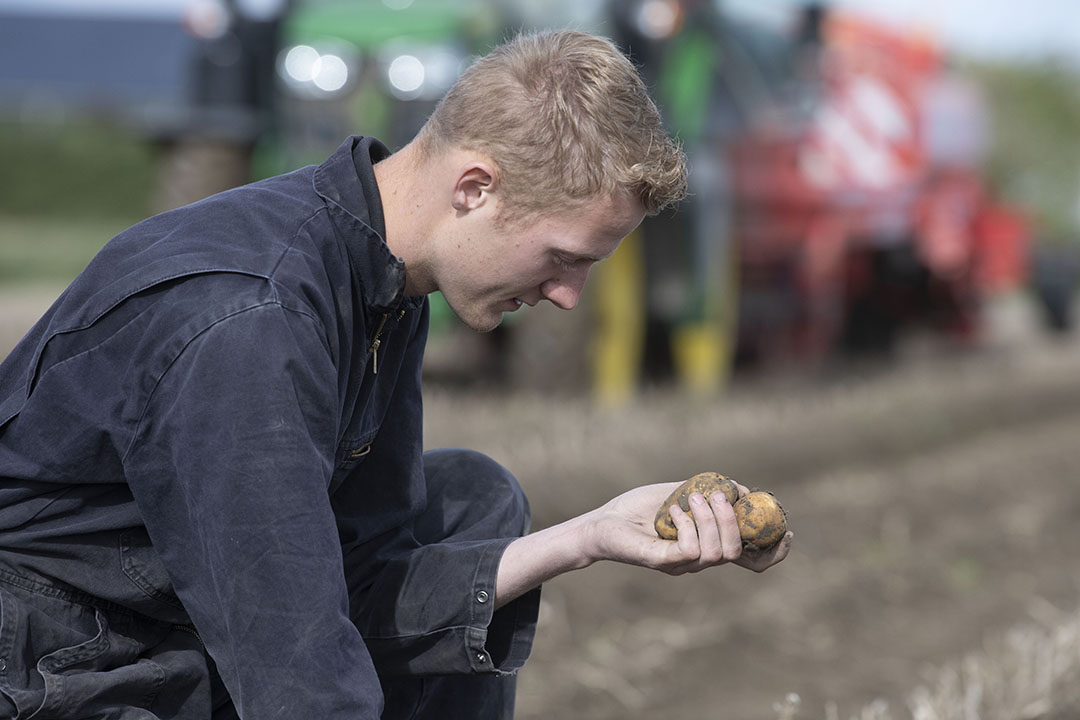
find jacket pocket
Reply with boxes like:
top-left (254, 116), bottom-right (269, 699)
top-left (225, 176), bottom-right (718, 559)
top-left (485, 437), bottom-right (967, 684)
top-left (34, 609), bottom-right (167, 719)
top-left (0, 581), bottom-right (166, 719)
top-left (337, 428), bottom-right (379, 470)
top-left (329, 429), bottom-right (380, 495)
top-left (119, 528), bottom-right (186, 615)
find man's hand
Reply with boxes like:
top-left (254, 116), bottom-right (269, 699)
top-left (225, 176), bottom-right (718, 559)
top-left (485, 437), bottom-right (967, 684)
top-left (493, 481), bottom-right (793, 609)
top-left (582, 481), bottom-right (793, 576)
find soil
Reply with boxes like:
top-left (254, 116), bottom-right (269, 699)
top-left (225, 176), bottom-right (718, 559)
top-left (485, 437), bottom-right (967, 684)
top-left (4, 286), bottom-right (1079, 719)
top-left (423, 330), bottom-right (1080, 719)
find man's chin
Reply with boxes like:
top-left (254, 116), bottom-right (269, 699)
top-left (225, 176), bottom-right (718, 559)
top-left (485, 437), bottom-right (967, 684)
top-left (444, 303), bottom-right (504, 334)
top-left (468, 314), bottom-right (504, 333)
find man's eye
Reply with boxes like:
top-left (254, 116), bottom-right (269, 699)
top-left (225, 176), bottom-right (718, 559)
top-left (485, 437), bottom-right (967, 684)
top-left (554, 256), bottom-right (576, 270)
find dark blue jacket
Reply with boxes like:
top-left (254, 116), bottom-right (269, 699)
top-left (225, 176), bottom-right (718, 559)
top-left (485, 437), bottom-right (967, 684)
top-left (0, 137), bottom-right (535, 717)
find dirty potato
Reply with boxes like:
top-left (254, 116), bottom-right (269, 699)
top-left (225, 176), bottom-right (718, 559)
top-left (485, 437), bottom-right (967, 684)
top-left (655, 474), bottom-right (788, 551)
top-left (653, 472), bottom-right (740, 540)
top-left (733, 491), bottom-right (788, 550)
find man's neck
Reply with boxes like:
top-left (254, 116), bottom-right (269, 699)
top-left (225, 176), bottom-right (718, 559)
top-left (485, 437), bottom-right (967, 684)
top-left (373, 142), bottom-right (437, 297)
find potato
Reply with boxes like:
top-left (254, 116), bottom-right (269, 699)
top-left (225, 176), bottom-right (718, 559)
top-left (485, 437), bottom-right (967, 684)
top-left (655, 474), bottom-right (788, 551)
top-left (653, 472), bottom-right (740, 540)
top-left (733, 491), bottom-right (788, 550)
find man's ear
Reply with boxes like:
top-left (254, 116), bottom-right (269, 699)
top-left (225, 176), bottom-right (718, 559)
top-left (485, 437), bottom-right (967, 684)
top-left (450, 161), bottom-right (497, 213)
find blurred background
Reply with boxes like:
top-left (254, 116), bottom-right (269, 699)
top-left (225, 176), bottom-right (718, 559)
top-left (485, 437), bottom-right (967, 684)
top-left (1, 0), bottom-right (1078, 396)
top-left (1, 1), bottom-right (1079, 718)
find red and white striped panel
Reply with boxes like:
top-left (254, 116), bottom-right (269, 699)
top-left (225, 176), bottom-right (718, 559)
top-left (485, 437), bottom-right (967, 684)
top-left (798, 73), bottom-right (922, 193)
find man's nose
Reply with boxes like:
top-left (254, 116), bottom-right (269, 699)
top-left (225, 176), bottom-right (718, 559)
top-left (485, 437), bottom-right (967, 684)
top-left (540, 266), bottom-right (590, 310)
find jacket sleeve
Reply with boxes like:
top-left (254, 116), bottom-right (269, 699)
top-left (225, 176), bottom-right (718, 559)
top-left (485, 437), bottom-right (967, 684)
top-left (123, 301), bottom-right (384, 719)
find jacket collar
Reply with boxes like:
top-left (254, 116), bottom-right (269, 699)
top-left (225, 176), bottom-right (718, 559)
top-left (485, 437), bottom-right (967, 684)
top-left (313, 135), bottom-right (409, 313)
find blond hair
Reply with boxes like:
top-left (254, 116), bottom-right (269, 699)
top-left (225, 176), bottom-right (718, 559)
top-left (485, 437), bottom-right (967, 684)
top-left (417, 30), bottom-right (687, 218)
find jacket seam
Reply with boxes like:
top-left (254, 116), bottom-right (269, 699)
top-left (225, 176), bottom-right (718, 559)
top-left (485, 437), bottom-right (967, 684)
top-left (0, 565), bottom-right (163, 621)
top-left (266, 208), bottom-right (330, 288)
top-left (362, 623), bottom-right (485, 642)
top-left (23, 268), bottom-right (271, 398)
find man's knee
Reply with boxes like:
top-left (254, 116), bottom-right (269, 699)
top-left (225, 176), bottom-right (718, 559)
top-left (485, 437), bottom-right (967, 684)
top-left (422, 448), bottom-right (531, 540)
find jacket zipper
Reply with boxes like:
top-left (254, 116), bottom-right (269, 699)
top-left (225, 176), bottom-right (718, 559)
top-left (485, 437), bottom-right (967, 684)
top-left (368, 309), bottom-right (406, 374)
top-left (172, 623), bottom-right (204, 647)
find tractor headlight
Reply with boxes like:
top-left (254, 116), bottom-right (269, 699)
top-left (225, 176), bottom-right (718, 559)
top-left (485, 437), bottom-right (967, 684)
top-left (378, 44), bottom-right (469, 101)
top-left (277, 42), bottom-right (359, 99)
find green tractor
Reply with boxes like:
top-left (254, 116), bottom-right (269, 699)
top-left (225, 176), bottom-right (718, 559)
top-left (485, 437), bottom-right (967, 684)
top-left (267, 0), bottom-right (501, 169)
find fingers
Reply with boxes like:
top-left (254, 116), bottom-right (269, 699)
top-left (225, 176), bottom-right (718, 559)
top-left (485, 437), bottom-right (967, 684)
top-left (710, 492), bottom-right (742, 560)
top-left (667, 492), bottom-right (742, 572)
top-left (736, 531), bottom-right (794, 573)
top-left (669, 502), bottom-right (699, 558)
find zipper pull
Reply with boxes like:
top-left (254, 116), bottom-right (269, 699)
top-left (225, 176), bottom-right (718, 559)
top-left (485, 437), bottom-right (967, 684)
top-left (368, 310), bottom-right (404, 376)
top-left (368, 312), bottom-right (390, 375)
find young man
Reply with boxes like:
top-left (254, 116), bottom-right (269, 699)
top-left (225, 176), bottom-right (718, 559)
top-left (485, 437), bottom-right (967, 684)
top-left (0, 31), bottom-right (791, 719)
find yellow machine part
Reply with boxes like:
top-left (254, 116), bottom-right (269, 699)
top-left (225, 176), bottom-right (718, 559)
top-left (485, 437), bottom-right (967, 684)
top-left (672, 239), bottom-right (739, 396)
top-left (590, 229), bottom-right (646, 407)
top-left (590, 231), bottom-right (739, 404)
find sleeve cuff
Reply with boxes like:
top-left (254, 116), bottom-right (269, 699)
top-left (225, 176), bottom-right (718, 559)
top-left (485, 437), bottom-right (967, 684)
top-left (465, 538), bottom-right (541, 675)
top-left (359, 536), bottom-right (542, 677)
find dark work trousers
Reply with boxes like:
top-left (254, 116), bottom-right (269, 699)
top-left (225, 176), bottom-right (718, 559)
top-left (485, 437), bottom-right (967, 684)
top-left (0, 449), bottom-right (532, 719)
